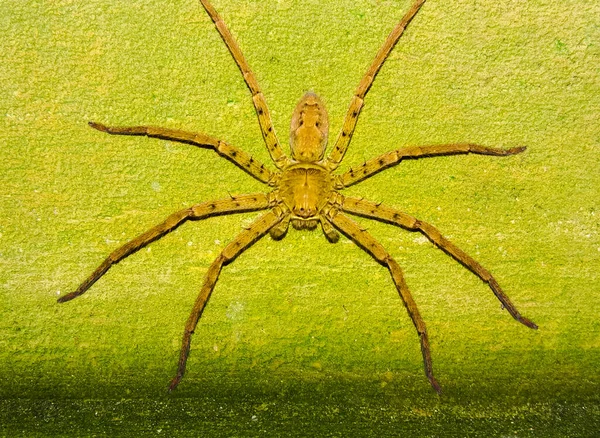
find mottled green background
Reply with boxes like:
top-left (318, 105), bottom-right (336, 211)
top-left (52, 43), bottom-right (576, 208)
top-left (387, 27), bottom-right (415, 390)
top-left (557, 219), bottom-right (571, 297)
top-left (1, 0), bottom-right (599, 436)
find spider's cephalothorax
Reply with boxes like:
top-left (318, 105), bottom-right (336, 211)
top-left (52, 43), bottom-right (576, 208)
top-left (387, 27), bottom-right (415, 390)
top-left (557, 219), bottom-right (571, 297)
top-left (277, 162), bottom-right (334, 233)
top-left (60, 0), bottom-right (537, 395)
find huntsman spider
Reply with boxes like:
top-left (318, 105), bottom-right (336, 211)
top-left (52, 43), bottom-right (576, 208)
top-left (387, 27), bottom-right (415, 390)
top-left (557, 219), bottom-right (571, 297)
top-left (59, 0), bottom-right (537, 393)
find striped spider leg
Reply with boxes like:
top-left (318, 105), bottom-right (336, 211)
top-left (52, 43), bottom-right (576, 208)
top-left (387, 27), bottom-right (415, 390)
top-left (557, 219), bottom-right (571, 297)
top-left (168, 207), bottom-right (287, 391)
top-left (324, 145), bottom-right (537, 394)
top-left (58, 193), bottom-right (280, 304)
top-left (338, 196), bottom-right (537, 330)
top-left (59, 123), bottom-right (291, 390)
top-left (325, 0), bottom-right (427, 171)
top-left (324, 207), bottom-right (441, 393)
top-left (199, 0), bottom-right (291, 169)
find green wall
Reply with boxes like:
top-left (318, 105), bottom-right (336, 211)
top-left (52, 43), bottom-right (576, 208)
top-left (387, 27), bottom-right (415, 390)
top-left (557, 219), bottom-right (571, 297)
top-left (1, 0), bottom-right (599, 435)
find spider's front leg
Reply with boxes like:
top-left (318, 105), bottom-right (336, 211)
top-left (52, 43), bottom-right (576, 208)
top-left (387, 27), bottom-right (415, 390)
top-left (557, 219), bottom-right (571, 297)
top-left (341, 196), bottom-right (538, 330)
top-left (169, 207), bottom-right (287, 391)
top-left (58, 193), bottom-right (273, 303)
top-left (325, 209), bottom-right (441, 394)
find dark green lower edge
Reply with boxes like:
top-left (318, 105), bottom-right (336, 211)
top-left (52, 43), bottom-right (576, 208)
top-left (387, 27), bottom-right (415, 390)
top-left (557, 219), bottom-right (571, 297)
top-left (1, 373), bottom-right (598, 437)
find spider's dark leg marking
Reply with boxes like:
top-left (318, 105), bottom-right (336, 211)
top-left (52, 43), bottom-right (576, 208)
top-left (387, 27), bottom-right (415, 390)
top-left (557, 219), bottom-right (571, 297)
top-left (58, 194), bottom-right (272, 303)
top-left (341, 196), bottom-right (538, 330)
top-left (169, 208), bottom-right (286, 391)
top-left (326, 209), bottom-right (441, 394)
top-left (326, 0), bottom-right (426, 170)
top-left (89, 122), bottom-right (275, 185)
top-left (335, 144), bottom-right (526, 189)
top-left (198, 0), bottom-right (290, 169)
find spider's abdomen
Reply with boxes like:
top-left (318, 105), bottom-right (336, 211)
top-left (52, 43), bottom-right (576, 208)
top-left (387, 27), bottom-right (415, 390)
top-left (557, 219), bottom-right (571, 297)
top-left (279, 163), bottom-right (333, 222)
top-left (289, 93), bottom-right (329, 163)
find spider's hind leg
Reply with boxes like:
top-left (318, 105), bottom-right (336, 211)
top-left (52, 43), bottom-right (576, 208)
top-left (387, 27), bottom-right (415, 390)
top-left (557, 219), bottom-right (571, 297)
top-left (199, 0), bottom-right (290, 169)
top-left (325, 0), bottom-right (426, 170)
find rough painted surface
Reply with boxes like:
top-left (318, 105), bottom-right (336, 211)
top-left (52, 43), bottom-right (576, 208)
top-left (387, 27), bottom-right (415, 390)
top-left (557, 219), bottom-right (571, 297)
top-left (1, 0), bottom-right (599, 435)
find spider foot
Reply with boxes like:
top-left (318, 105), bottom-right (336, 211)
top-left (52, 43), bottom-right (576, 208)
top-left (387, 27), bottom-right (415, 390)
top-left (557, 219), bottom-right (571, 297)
top-left (429, 376), bottom-right (442, 395)
top-left (518, 316), bottom-right (538, 330)
top-left (168, 375), bottom-right (182, 392)
top-left (88, 121), bottom-right (109, 132)
top-left (489, 279), bottom-right (537, 330)
top-left (57, 290), bottom-right (82, 303)
top-left (505, 146), bottom-right (527, 155)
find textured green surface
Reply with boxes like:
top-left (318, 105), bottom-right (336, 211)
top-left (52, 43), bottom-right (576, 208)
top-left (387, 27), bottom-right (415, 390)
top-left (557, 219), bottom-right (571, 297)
top-left (1, 0), bottom-right (599, 436)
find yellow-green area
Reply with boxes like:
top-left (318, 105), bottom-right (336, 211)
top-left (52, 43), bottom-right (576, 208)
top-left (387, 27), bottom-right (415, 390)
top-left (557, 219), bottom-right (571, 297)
top-left (1, 0), bottom-right (599, 435)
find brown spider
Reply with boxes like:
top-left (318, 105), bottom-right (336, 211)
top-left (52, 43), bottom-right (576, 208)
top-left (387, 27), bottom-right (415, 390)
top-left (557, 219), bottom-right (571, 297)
top-left (59, 0), bottom-right (537, 393)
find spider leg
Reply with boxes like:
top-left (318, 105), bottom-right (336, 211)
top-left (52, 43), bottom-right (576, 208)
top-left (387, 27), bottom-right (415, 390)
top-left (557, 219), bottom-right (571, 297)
top-left (168, 207), bottom-right (286, 391)
top-left (335, 143), bottom-right (526, 188)
top-left (326, 209), bottom-right (441, 394)
top-left (89, 122), bottom-right (275, 185)
top-left (198, 0), bottom-right (290, 169)
top-left (58, 193), bottom-right (274, 303)
top-left (341, 196), bottom-right (538, 329)
top-left (325, 0), bottom-right (427, 170)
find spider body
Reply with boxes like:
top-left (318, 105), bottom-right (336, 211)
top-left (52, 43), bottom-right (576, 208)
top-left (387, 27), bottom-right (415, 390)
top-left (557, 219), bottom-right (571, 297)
top-left (280, 164), bottom-right (332, 217)
top-left (278, 92), bottom-right (335, 233)
top-left (60, 0), bottom-right (537, 394)
top-left (290, 92), bottom-right (329, 162)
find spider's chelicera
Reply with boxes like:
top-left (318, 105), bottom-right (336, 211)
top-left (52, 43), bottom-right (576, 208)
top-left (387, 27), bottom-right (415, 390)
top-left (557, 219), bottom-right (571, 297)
top-left (59, 0), bottom-right (537, 394)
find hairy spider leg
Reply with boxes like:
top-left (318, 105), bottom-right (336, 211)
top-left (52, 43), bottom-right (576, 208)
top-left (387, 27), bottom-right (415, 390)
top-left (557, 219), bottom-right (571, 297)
top-left (88, 122), bottom-right (274, 185)
top-left (57, 194), bottom-right (272, 303)
top-left (326, 0), bottom-right (427, 170)
top-left (326, 210), bottom-right (441, 393)
top-left (341, 196), bottom-right (538, 329)
top-left (169, 208), bottom-right (286, 391)
top-left (335, 143), bottom-right (527, 188)
top-left (199, 0), bottom-right (290, 169)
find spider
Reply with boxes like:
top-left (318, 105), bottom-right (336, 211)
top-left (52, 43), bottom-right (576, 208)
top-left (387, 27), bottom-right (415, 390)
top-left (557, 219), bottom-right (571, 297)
top-left (59, 0), bottom-right (538, 394)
